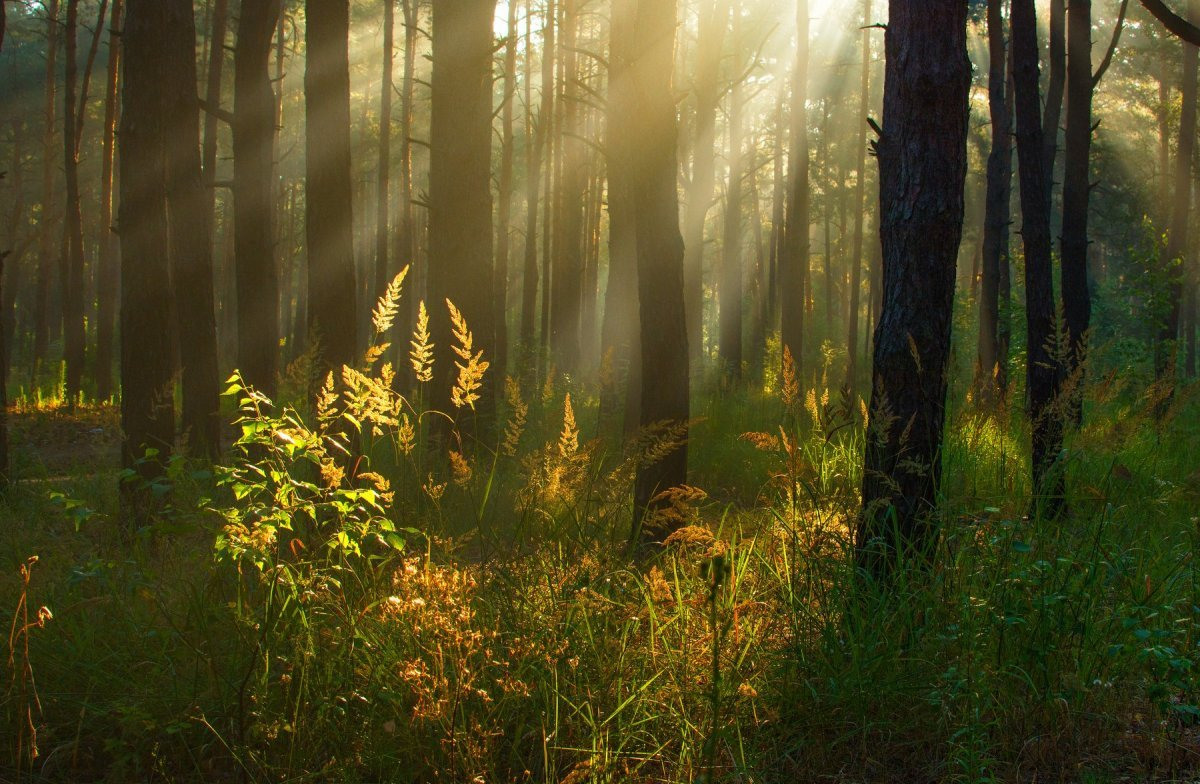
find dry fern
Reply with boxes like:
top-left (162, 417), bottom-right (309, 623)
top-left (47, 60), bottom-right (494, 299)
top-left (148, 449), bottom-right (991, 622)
top-left (410, 300), bottom-right (434, 384)
top-left (447, 299), bottom-right (490, 410)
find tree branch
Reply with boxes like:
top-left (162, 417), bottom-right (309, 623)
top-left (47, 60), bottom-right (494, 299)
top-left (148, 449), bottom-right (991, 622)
top-left (1140, 0), bottom-right (1200, 46)
top-left (1094, 0), bottom-right (1130, 87)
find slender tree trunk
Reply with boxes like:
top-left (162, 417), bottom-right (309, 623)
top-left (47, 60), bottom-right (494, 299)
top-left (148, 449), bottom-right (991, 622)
top-left (1012, 0), bottom-right (1065, 509)
top-left (1060, 0), bottom-right (1094, 424)
top-left (306, 0), bottom-right (358, 374)
top-left (95, 0), bottom-right (122, 401)
top-left (520, 0), bottom-right (544, 358)
top-left (719, 1), bottom-right (745, 380)
top-left (376, 0), bottom-right (394, 309)
top-left (398, 0), bottom-right (417, 361)
top-left (780, 0), bottom-right (809, 381)
top-left (1158, 0), bottom-right (1200, 396)
top-left (233, 0), bottom-right (283, 396)
top-left (494, 0), bottom-right (518, 387)
top-left (845, 0), bottom-right (873, 391)
top-left (767, 85), bottom-right (786, 331)
top-left (429, 0), bottom-right (496, 422)
top-left (977, 0), bottom-right (1013, 404)
top-left (629, 0), bottom-right (689, 536)
top-left (33, 0), bottom-right (59, 389)
top-left (163, 0), bottom-right (221, 458)
top-left (539, 0), bottom-right (557, 364)
top-left (601, 0), bottom-right (642, 434)
top-left (120, 0), bottom-right (176, 509)
top-left (549, 0), bottom-right (584, 372)
top-left (683, 0), bottom-right (730, 364)
top-left (202, 0), bottom-right (228, 229)
top-left (62, 0), bottom-right (86, 403)
top-left (1043, 0), bottom-right (1066, 206)
top-left (1159, 63), bottom-right (1172, 228)
top-left (855, 0), bottom-right (970, 577)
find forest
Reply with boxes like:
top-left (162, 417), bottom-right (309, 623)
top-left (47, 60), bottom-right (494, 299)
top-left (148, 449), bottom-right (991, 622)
top-left (1, 0), bottom-right (1200, 780)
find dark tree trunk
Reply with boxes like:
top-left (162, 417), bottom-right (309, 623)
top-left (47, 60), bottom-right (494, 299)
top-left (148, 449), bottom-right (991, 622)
top-left (163, 0), bottom-right (221, 458)
top-left (494, 0), bottom-right (518, 387)
top-left (855, 0), bottom-right (970, 577)
top-left (120, 0), bottom-right (176, 508)
top-left (376, 0), bottom-right (394, 309)
top-left (428, 0), bottom-right (496, 422)
top-left (201, 0), bottom-right (228, 230)
top-left (845, 0), bottom-right (873, 391)
top-left (977, 0), bottom-right (1013, 404)
top-left (550, 0), bottom-right (584, 373)
top-left (1060, 0), bottom-right (1094, 424)
top-left (233, 0), bottom-right (282, 396)
top-left (1012, 0), bottom-right (1065, 507)
top-left (1158, 0), bottom-right (1200, 394)
top-left (1042, 0), bottom-right (1066, 205)
top-left (33, 0), bottom-right (58, 390)
top-left (305, 0), bottom-right (358, 374)
top-left (520, 0), bottom-right (546, 360)
top-left (62, 0), bottom-right (86, 403)
top-left (719, 4), bottom-right (745, 380)
top-left (683, 0), bottom-right (729, 364)
top-left (398, 0), bottom-right (417, 363)
top-left (779, 0), bottom-right (808, 382)
top-left (95, 0), bottom-right (122, 401)
top-left (629, 0), bottom-right (689, 535)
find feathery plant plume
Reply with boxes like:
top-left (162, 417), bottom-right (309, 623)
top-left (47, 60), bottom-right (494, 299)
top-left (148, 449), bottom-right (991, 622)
top-left (502, 376), bottom-right (527, 457)
top-left (372, 266), bottom-right (411, 337)
top-left (410, 301), bottom-right (434, 384)
top-left (782, 346), bottom-right (800, 416)
top-left (559, 393), bottom-right (579, 458)
top-left (447, 299), bottom-right (489, 410)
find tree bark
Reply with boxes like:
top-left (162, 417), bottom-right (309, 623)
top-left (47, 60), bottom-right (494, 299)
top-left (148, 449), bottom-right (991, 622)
top-left (62, 0), bottom-right (86, 403)
top-left (550, 0), bottom-right (584, 373)
top-left (780, 0), bottom-right (809, 383)
top-left (1042, 0), bottom-right (1066, 206)
top-left (163, 0), bottom-right (221, 458)
top-left (855, 0), bottom-right (970, 577)
top-left (376, 0), bottom-right (394, 310)
top-left (845, 0), bottom-right (873, 391)
top-left (719, 0), bottom-right (745, 380)
top-left (494, 0), bottom-right (518, 387)
top-left (120, 0), bottom-right (176, 509)
top-left (629, 0), bottom-right (689, 536)
top-left (32, 0), bottom-right (58, 388)
top-left (977, 0), bottom-right (1013, 404)
top-left (1012, 0), bottom-right (1065, 508)
top-left (428, 0), bottom-right (496, 422)
top-left (233, 0), bottom-right (283, 396)
top-left (1060, 0), bottom-right (1094, 424)
top-left (95, 0), bottom-right (122, 401)
top-left (520, 0), bottom-right (546, 360)
top-left (305, 0), bottom-right (358, 375)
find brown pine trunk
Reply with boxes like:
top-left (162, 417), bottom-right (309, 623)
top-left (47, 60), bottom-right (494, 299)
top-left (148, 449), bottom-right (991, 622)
top-left (1158, 0), bottom-right (1200, 395)
top-left (845, 0), bottom-right (873, 391)
top-left (1012, 0), bottom-right (1065, 509)
top-left (164, 0), bottom-right (221, 458)
top-left (855, 0), bottom-right (970, 577)
top-left (305, 0), bottom-right (358, 375)
top-left (120, 0), bottom-right (176, 509)
top-left (629, 0), bottom-right (689, 536)
top-left (428, 0), bottom-right (496, 423)
top-left (1060, 0), bottom-right (1094, 424)
top-left (539, 0), bottom-right (557, 362)
top-left (233, 0), bottom-right (283, 396)
top-left (32, 0), bottom-right (59, 390)
top-left (95, 0), bottom-right (122, 401)
top-left (550, 0), bottom-right (584, 373)
top-left (719, 2), bottom-right (745, 380)
top-left (1042, 0), bottom-right (1066, 205)
top-left (201, 0), bottom-right (228, 231)
top-left (520, 0), bottom-right (545, 358)
top-left (376, 0), bottom-right (394, 309)
top-left (780, 0), bottom-right (809, 381)
top-left (398, 0), bottom-right (418, 365)
top-left (977, 0), bottom-right (1013, 405)
top-left (62, 0), bottom-right (86, 403)
top-left (494, 0), bottom-right (518, 387)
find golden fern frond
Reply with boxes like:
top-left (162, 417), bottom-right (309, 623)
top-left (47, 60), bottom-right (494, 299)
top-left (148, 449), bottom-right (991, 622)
top-left (410, 300), bottom-right (434, 383)
top-left (559, 392), bottom-right (579, 458)
top-left (782, 346), bottom-right (800, 412)
top-left (371, 266), bottom-right (410, 336)
top-left (502, 376), bottom-right (527, 457)
top-left (447, 298), bottom-right (489, 410)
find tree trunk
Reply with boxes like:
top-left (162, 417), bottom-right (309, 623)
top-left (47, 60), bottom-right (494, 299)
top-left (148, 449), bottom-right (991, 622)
top-left (376, 0), bottom-right (394, 310)
top-left (1042, 0), bottom-right (1066, 206)
top-left (1158, 0), bottom-right (1200, 395)
top-left (428, 0), bottom-right (496, 422)
top-left (977, 0), bottom-right (1013, 405)
top-left (33, 0), bottom-right (59, 389)
top-left (120, 0), bottom-right (176, 509)
top-left (163, 0), bottom-right (221, 458)
top-left (305, 0), bottom-right (358, 375)
top-left (855, 0), bottom-right (970, 577)
top-left (629, 0), bottom-right (689, 536)
top-left (62, 0), bottom-right (86, 403)
top-left (601, 0), bottom-right (641, 435)
top-left (95, 0), bottom-right (122, 401)
top-left (1060, 0), bottom-right (1094, 424)
top-left (1012, 0), bottom-right (1065, 508)
top-left (780, 0), bottom-right (809, 382)
top-left (202, 0), bottom-right (228, 230)
top-left (539, 0), bottom-right (557, 364)
top-left (520, 0), bottom-right (546, 359)
top-left (494, 0), bottom-right (518, 387)
top-left (719, 2), bottom-right (745, 380)
top-left (550, 0), bottom-right (584, 373)
top-left (683, 0), bottom-right (730, 364)
top-left (845, 0), bottom-right (873, 391)
top-left (233, 0), bottom-right (283, 396)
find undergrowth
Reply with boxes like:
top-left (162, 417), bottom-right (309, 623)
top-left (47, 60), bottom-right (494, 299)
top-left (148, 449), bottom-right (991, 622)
top-left (2, 273), bottom-right (1199, 782)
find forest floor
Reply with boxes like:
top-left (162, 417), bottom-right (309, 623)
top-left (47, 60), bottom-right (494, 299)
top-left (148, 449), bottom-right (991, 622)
top-left (2, 373), bottom-right (1200, 783)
